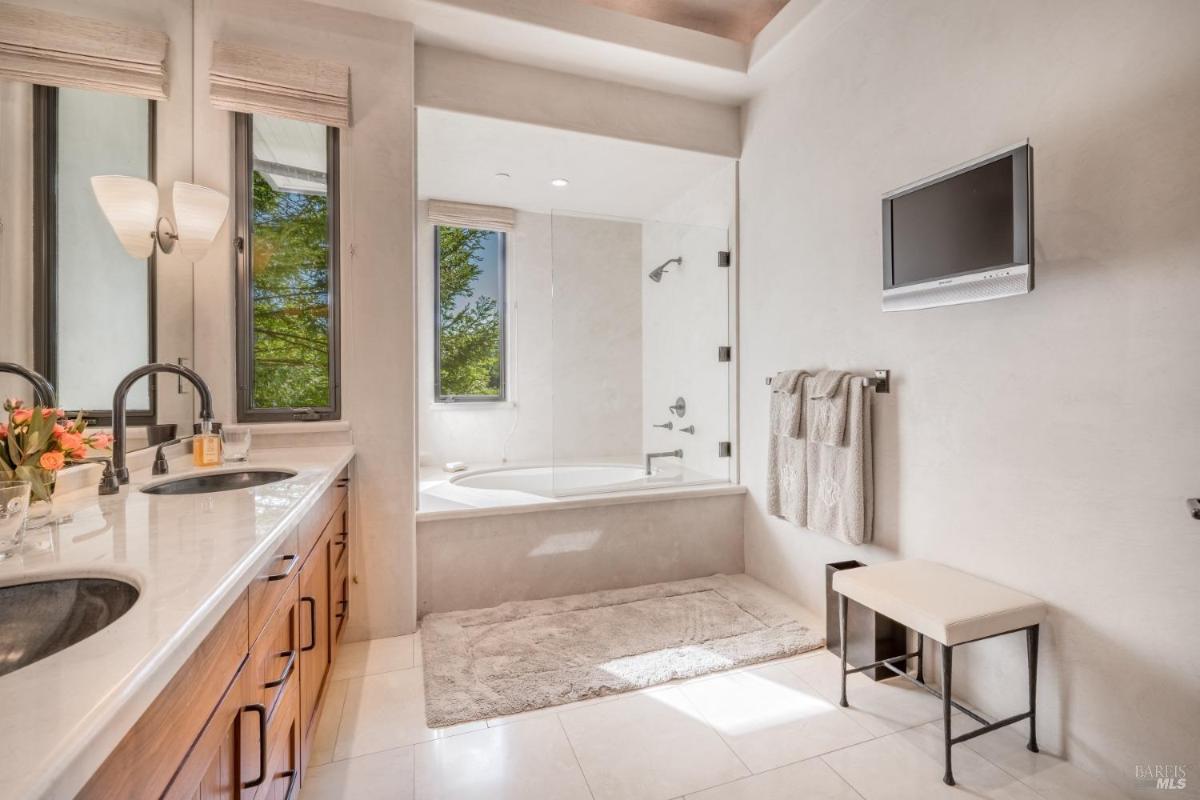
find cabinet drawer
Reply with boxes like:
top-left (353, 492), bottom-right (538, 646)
top-left (329, 497), bottom-right (349, 571)
top-left (161, 659), bottom-right (249, 800)
top-left (244, 664), bottom-right (301, 800)
top-left (247, 579), bottom-right (300, 721)
top-left (248, 528), bottom-right (301, 644)
top-left (298, 470), bottom-right (349, 560)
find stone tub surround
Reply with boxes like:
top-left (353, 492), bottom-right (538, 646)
top-left (417, 487), bottom-right (746, 615)
top-left (0, 445), bottom-right (355, 800)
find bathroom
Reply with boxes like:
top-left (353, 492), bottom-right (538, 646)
top-left (0, 2), bottom-right (1197, 800)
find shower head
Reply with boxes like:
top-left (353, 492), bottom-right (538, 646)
top-left (648, 256), bottom-right (682, 282)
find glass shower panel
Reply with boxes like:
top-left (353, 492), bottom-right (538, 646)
top-left (550, 210), bottom-right (731, 497)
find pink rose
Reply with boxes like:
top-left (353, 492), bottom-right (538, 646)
top-left (89, 433), bottom-right (114, 450)
top-left (0, 423), bottom-right (6, 438)
top-left (52, 424), bottom-right (66, 438)
top-left (39, 451), bottom-right (66, 471)
top-left (11, 408), bottom-right (32, 424)
top-left (71, 447), bottom-right (87, 460)
top-left (59, 432), bottom-right (83, 451)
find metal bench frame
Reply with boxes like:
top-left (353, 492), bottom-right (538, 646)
top-left (836, 592), bottom-right (1040, 786)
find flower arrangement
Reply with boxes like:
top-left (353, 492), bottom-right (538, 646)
top-left (0, 398), bottom-right (113, 502)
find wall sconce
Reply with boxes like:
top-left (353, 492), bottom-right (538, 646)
top-left (90, 176), bottom-right (229, 261)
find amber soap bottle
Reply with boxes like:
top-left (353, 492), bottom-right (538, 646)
top-left (193, 420), bottom-right (222, 467)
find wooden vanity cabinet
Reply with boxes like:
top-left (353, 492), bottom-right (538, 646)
top-left (81, 469), bottom-right (352, 800)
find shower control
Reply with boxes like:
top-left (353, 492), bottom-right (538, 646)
top-left (652, 421), bottom-right (673, 430)
top-left (678, 425), bottom-right (695, 435)
top-left (667, 397), bottom-right (687, 417)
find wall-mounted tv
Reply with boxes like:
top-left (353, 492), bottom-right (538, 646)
top-left (882, 143), bottom-right (1032, 311)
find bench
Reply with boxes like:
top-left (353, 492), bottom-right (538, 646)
top-left (831, 559), bottom-right (1047, 785)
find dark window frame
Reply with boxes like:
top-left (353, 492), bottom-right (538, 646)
top-left (433, 225), bottom-right (508, 403)
top-left (33, 84), bottom-right (158, 424)
top-left (234, 112), bottom-right (341, 422)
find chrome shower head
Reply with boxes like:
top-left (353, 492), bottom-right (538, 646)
top-left (648, 256), bottom-right (682, 282)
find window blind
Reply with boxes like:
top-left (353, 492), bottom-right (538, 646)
top-left (209, 41), bottom-right (349, 128)
top-left (427, 200), bottom-right (515, 233)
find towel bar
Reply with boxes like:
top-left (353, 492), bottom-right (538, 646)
top-left (766, 369), bottom-right (890, 394)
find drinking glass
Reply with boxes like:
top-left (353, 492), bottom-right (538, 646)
top-left (0, 481), bottom-right (31, 560)
top-left (222, 425), bottom-right (252, 462)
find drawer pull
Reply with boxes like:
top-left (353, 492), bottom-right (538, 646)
top-left (266, 553), bottom-right (298, 582)
top-left (300, 596), bottom-right (317, 651)
top-left (335, 598), bottom-right (348, 620)
top-left (264, 649), bottom-right (297, 689)
top-left (335, 478), bottom-right (349, 487)
top-left (281, 769), bottom-right (298, 800)
top-left (243, 703), bottom-right (268, 789)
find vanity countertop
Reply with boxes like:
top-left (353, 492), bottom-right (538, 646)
top-left (0, 444), bottom-right (355, 800)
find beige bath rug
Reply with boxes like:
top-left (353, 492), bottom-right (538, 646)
top-left (421, 574), bottom-right (824, 726)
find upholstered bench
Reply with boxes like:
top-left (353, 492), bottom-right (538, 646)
top-left (831, 559), bottom-right (1047, 785)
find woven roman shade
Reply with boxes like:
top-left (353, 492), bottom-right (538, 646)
top-left (209, 41), bottom-right (349, 128)
top-left (427, 200), bottom-right (515, 232)
top-left (0, 2), bottom-right (167, 99)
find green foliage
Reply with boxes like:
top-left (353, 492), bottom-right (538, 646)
top-left (250, 171), bottom-right (331, 409)
top-left (437, 226), bottom-right (502, 397)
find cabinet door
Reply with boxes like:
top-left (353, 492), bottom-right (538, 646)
top-left (329, 497), bottom-right (350, 659)
top-left (163, 663), bottom-right (250, 800)
top-left (298, 529), bottom-right (331, 769)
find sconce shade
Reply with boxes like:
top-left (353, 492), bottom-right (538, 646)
top-left (173, 182), bottom-right (229, 261)
top-left (90, 175), bottom-right (158, 259)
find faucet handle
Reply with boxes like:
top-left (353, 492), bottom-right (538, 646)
top-left (652, 421), bottom-right (673, 430)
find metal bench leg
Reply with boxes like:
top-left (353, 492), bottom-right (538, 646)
top-left (838, 592), bottom-right (849, 707)
top-left (1027, 624), bottom-right (1040, 753)
top-left (916, 633), bottom-right (925, 684)
top-left (941, 643), bottom-right (954, 786)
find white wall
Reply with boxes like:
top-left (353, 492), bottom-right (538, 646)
top-left (194, 0), bottom-right (418, 638)
top-left (417, 208), bottom-right (643, 468)
top-left (738, 0), bottom-right (1200, 793)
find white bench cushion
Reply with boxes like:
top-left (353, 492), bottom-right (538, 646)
top-left (831, 559), bottom-right (1046, 646)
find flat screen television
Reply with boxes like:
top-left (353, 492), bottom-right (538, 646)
top-left (882, 143), bottom-right (1032, 311)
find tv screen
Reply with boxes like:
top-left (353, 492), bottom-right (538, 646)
top-left (881, 143), bottom-right (1032, 311)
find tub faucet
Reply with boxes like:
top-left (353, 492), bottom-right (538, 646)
top-left (111, 362), bottom-right (215, 485)
top-left (645, 449), bottom-right (683, 475)
top-left (0, 362), bottom-right (56, 407)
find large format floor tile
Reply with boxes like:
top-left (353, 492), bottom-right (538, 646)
top-left (559, 687), bottom-right (750, 800)
top-left (685, 757), bottom-right (862, 800)
top-left (309, 677), bottom-right (350, 767)
top-left (335, 668), bottom-right (485, 760)
top-left (331, 634), bottom-right (416, 680)
top-left (679, 663), bottom-right (873, 772)
top-left (414, 716), bottom-right (592, 800)
top-left (300, 746), bottom-right (415, 800)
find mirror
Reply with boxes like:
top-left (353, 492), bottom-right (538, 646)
top-left (0, 27), bottom-right (194, 450)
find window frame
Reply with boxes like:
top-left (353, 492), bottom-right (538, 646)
top-left (233, 111), bottom-right (341, 423)
top-left (432, 224), bottom-right (508, 404)
top-left (32, 84), bottom-right (158, 424)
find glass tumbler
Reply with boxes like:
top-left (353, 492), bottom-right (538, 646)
top-left (222, 425), bottom-right (252, 462)
top-left (0, 481), bottom-right (31, 560)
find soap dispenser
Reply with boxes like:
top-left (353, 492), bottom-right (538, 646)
top-left (193, 419), bottom-right (223, 467)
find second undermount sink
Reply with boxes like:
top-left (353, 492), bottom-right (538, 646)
top-left (140, 469), bottom-right (297, 495)
top-left (0, 577), bottom-right (139, 678)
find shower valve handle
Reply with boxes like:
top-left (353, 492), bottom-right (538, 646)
top-left (653, 421), bottom-right (673, 430)
top-left (667, 397), bottom-right (687, 417)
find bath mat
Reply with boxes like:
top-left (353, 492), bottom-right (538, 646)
top-left (421, 575), bottom-right (824, 726)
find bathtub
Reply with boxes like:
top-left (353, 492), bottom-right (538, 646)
top-left (449, 463), bottom-right (647, 497)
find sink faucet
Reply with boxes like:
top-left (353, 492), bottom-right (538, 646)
top-left (645, 449), bottom-right (683, 475)
top-left (111, 362), bottom-right (215, 485)
top-left (0, 362), bottom-right (56, 406)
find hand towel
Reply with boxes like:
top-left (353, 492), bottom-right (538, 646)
top-left (805, 376), bottom-right (873, 545)
top-left (808, 370), bottom-right (850, 446)
top-left (768, 374), bottom-right (810, 525)
top-left (770, 369), bottom-right (808, 439)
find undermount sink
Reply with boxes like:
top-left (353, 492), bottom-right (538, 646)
top-left (0, 578), bottom-right (139, 678)
top-left (140, 469), bottom-right (297, 495)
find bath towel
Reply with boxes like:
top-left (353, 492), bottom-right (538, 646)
top-left (770, 370), bottom-right (808, 439)
top-left (808, 370), bottom-right (850, 446)
top-left (806, 376), bottom-right (873, 545)
top-left (768, 374), bottom-right (810, 525)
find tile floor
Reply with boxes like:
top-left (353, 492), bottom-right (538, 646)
top-left (301, 603), bottom-right (1131, 800)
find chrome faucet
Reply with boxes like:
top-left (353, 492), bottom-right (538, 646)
top-left (645, 449), bottom-right (683, 475)
top-left (111, 363), bottom-right (215, 485)
top-left (0, 362), bottom-right (56, 406)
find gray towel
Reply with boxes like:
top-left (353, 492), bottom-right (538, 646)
top-left (806, 376), bottom-right (873, 545)
top-left (808, 370), bottom-right (850, 446)
top-left (768, 374), bottom-right (810, 525)
top-left (770, 370), bottom-right (808, 439)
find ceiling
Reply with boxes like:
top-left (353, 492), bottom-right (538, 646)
top-left (417, 108), bottom-right (732, 220)
top-left (579, 0), bottom-right (789, 43)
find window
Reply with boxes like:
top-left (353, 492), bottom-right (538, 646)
top-left (234, 112), bottom-right (339, 421)
top-left (34, 85), bottom-right (155, 423)
top-left (434, 225), bottom-right (506, 402)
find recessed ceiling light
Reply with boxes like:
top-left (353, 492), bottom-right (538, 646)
top-left (494, 172), bottom-right (510, 179)
top-left (550, 178), bottom-right (569, 187)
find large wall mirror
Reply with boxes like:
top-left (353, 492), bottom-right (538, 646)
top-left (0, 6), bottom-right (195, 449)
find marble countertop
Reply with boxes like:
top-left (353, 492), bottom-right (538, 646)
top-left (0, 444), bottom-right (355, 800)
